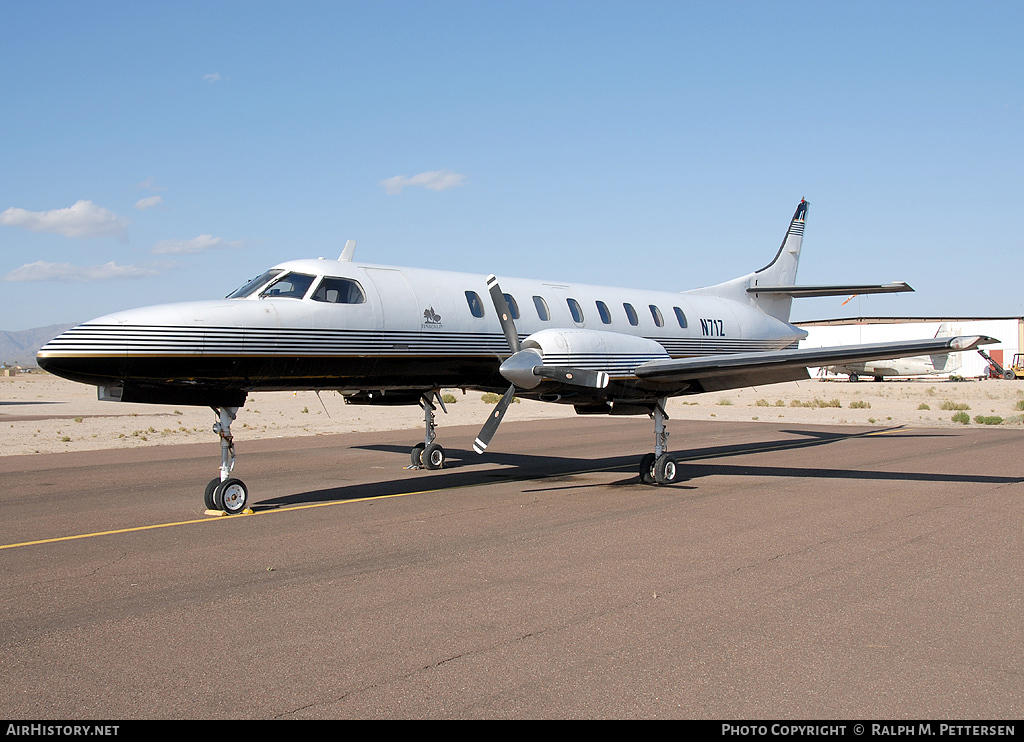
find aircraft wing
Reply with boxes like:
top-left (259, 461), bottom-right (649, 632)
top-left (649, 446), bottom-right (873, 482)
top-left (634, 335), bottom-right (997, 393)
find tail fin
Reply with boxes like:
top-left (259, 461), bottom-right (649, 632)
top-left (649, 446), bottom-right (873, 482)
top-left (685, 199), bottom-right (808, 322)
top-left (754, 199), bottom-right (807, 288)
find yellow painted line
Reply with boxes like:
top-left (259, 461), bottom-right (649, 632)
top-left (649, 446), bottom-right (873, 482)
top-left (0, 480), bottom-right (490, 552)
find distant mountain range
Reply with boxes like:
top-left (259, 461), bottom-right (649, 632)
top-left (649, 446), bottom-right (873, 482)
top-left (0, 324), bottom-right (77, 366)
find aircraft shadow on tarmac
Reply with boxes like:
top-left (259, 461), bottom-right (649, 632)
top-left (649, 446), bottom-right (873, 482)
top-left (254, 426), bottom-right (1022, 510)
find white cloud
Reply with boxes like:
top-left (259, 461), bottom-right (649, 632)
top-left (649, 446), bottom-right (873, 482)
top-left (134, 196), bottom-right (163, 210)
top-left (3, 261), bottom-right (164, 283)
top-left (0, 200), bottom-right (129, 239)
top-left (203, 73), bottom-right (222, 83)
top-left (152, 234), bottom-right (243, 255)
top-left (380, 169), bottom-right (465, 195)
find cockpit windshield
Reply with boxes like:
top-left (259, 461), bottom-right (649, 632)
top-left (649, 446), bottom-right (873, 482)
top-left (259, 272), bottom-right (316, 299)
top-left (227, 269), bottom-right (283, 299)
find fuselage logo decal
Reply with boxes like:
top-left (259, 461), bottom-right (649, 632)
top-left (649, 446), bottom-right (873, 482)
top-left (422, 306), bottom-right (443, 330)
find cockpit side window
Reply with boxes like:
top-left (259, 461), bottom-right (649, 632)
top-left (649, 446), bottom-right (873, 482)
top-left (260, 272), bottom-right (316, 299)
top-left (227, 269), bottom-right (283, 299)
top-left (311, 277), bottom-right (367, 304)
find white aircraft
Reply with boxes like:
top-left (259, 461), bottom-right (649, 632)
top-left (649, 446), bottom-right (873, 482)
top-left (825, 323), bottom-right (963, 381)
top-left (37, 200), bottom-right (995, 513)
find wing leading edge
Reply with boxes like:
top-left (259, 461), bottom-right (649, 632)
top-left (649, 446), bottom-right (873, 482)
top-left (634, 335), bottom-right (997, 393)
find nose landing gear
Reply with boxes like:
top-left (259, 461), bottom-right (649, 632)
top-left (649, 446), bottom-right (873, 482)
top-left (203, 406), bottom-right (251, 515)
top-left (409, 392), bottom-right (447, 470)
top-left (639, 399), bottom-right (680, 485)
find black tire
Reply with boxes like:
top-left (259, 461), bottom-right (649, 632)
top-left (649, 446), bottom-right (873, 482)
top-left (411, 442), bottom-right (425, 466)
top-left (874, 376), bottom-right (883, 383)
top-left (204, 478), bottom-right (220, 510)
top-left (423, 443), bottom-right (445, 470)
top-left (214, 478), bottom-right (249, 514)
top-left (654, 453), bottom-right (678, 485)
top-left (849, 374), bottom-right (858, 383)
top-left (1004, 370), bottom-right (1015, 380)
top-left (639, 453), bottom-right (656, 484)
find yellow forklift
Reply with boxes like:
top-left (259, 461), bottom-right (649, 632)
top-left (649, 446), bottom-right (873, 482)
top-left (978, 349), bottom-right (1024, 379)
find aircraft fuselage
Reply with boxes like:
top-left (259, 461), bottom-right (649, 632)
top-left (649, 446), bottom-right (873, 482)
top-left (37, 258), bottom-right (805, 408)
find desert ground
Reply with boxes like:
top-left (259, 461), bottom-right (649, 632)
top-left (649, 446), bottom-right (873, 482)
top-left (2, 371), bottom-right (1023, 457)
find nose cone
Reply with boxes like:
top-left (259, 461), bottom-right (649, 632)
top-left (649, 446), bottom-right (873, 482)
top-left (36, 321), bottom-right (127, 387)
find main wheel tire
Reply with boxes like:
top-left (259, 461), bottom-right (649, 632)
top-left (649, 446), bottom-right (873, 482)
top-left (849, 373), bottom-right (859, 382)
top-left (654, 453), bottom-right (678, 485)
top-left (214, 478), bottom-right (249, 514)
top-left (639, 453), bottom-right (656, 484)
top-left (874, 376), bottom-right (883, 383)
top-left (204, 478), bottom-right (220, 510)
top-left (411, 442), bottom-right (426, 466)
top-left (423, 443), bottom-right (445, 470)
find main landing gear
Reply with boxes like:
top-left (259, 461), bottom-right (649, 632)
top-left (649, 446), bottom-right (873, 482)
top-left (409, 392), bottom-right (447, 470)
top-left (203, 406), bottom-right (250, 515)
top-left (639, 398), bottom-right (680, 485)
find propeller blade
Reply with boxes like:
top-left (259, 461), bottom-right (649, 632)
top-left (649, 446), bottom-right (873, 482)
top-left (486, 274), bottom-right (520, 354)
top-left (534, 366), bottom-right (610, 389)
top-left (473, 385), bottom-right (517, 454)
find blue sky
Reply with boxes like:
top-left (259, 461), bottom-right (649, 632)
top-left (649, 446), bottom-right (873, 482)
top-left (2, 1), bottom-right (1021, 331)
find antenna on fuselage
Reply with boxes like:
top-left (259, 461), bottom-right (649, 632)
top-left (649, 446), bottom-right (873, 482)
top-left (339, 240), bottom-right (356, 262)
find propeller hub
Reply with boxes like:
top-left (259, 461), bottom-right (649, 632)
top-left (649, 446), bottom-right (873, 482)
top-left (499, 348), bottom-right (544, 389)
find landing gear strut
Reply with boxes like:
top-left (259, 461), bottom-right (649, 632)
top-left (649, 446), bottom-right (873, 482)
top-left (410, 392), bottom-right (446, 470)
top-left (204, 406), bottom-right (249, 514)
top-left (639, 398), bottom-right (679, 485)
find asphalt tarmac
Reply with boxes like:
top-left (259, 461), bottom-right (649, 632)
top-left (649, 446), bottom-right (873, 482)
top-left (1, 418), bottom-right (1021, 719)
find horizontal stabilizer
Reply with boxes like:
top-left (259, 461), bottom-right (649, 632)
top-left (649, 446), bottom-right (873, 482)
top-left (635, 335), bottom-right (997, 384)
top-left (747, 282), bottom-right (913, 298)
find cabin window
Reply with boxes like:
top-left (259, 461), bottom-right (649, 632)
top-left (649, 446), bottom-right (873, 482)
top-left (650, 305), bottom-right (664, 327)
top-left (674, 306), bottom-right (688, 328)
top-left (623, 302), bottom-right (639, 326)
top-left (567, 298), bottom-right (584, 324)
top-left (260, 272), bottom-right (316, 299)
top-left (465, 291), bottom-right (485, 318)
top-left (311, 277), bottom-right (366, 304)
top-left (596, 300), bottom-right (612, 324)
top-left (228, 269), bottom-right (283, 299)
top-left (533, 296), bottom-right (550, 321)
top-left (503, 293), bottom-right (520, 320)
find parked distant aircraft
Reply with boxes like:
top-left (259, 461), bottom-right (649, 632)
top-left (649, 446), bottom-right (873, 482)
top-left (825, 324), bottom-right (963, 381)
top-left (37, 200), bottom-right (995, 513)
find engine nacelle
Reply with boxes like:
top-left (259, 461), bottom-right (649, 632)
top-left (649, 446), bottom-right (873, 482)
top-left (500, 328), bottom-right (669, 389)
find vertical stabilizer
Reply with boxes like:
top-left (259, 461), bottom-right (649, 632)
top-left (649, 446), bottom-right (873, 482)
top-left (754, 199), bottom-right (807, 289)
top-left (685, 199), bottom-right (808, 322)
